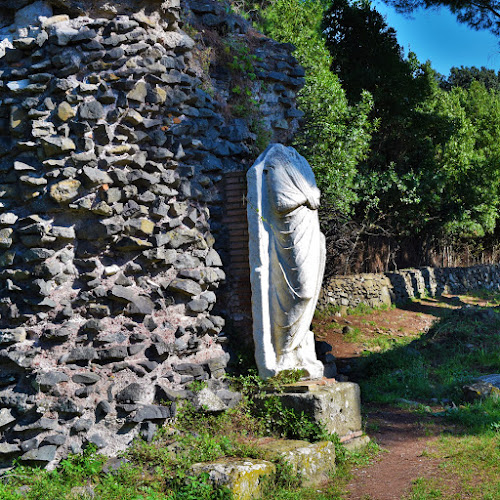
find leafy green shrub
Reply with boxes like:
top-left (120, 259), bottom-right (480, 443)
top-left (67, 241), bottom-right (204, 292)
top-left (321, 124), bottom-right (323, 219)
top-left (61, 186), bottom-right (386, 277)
top-left (260, 0), bottom-right (373, 214)
top-left (255, 396), bottom-right (324, 440)
top-left (170, 473), bottom-right (232, 500)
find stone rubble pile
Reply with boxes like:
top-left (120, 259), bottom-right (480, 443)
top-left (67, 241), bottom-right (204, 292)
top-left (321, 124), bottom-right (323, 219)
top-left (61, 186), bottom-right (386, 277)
top-left (0, 0), bottom-right (304, 468)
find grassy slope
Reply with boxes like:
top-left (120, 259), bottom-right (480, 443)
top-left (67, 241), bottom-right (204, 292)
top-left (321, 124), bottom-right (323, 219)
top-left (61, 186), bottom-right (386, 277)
top-left (345, 291), bottom-right (500, 498)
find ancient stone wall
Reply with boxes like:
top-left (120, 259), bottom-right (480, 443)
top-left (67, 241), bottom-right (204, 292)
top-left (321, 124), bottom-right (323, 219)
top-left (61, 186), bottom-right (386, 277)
top-left (0, 0), bottom-right (304, 467)
top-left (319, 265), bottom-right (500, 310)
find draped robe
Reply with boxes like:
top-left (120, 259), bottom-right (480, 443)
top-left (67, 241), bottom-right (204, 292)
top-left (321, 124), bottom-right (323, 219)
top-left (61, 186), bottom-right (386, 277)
top-left (247, 144), bottom-right (325, 379)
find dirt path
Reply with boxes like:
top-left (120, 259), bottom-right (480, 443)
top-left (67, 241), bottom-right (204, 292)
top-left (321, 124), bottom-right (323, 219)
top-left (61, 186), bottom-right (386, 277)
top-left (346, 408), bottom-right (443, 500)
top-left (311, 296), bottom-right (476, 499)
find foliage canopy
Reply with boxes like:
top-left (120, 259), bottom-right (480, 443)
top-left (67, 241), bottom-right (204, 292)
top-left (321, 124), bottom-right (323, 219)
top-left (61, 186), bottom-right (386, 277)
top-left (238, 0), bottom-right (500, 268)
top-left (321, 0), bottom-right (500, 242)
top-left (261, 0), bottom-right (374, 214)
top-left (382, 0), bottom-right (500, 36)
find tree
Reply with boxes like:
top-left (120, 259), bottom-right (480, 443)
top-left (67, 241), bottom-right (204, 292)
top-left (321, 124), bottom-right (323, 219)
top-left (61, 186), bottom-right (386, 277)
top-left (323, 0), bottom-right (435, 222)
top-left (324, 0), bottom-right (420, 110)
top-left (382, 0), bottom-right (500, 37)
top-left (261, 0), bottom-right (373, 214)
top-left (323, 0), bottom-right (500, 243)
top-left (442, 66), bottom-right (500, 91)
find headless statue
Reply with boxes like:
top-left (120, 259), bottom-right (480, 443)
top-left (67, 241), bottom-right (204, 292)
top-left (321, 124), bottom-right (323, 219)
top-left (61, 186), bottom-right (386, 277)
top-left (247, 144), bottom-right (325, 379)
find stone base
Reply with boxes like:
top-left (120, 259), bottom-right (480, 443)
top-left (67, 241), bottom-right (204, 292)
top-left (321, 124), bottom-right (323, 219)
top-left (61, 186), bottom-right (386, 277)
top-left (264, 379), bottom-right (363, 438)
top-left (258, 439), bottom-right (336, 486)
top-left (190, 439), bottom-right (335, 497)
top-left (191, 459), bottom-right (275, 500)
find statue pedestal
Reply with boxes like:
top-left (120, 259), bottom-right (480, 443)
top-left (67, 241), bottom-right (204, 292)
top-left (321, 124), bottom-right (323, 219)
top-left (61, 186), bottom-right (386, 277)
top-left (264, 379), bottom-right (367, 445)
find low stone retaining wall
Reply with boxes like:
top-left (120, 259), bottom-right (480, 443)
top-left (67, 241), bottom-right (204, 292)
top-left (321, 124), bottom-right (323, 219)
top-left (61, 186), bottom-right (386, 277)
top-left (318, 264), bottom-right (500, 310)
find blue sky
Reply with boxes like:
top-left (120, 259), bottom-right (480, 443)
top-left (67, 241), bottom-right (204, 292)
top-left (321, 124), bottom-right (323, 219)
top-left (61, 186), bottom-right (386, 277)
top-left (373, 1), bottom-right (500, 76)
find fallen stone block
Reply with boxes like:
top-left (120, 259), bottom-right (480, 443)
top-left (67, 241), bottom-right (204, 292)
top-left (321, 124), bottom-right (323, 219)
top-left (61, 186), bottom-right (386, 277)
top-left (463, 374), bottom-right (500, 402)
top-left (259, 439), bottom-right (336, 486)
top-left (191, 458), bottom-right (275, 500)
top-left (342, 433), bottom-right (371, 452)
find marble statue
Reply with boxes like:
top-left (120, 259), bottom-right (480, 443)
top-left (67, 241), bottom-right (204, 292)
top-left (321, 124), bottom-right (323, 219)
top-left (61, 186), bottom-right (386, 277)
top-left (247, 144), bottom-right (325, 379)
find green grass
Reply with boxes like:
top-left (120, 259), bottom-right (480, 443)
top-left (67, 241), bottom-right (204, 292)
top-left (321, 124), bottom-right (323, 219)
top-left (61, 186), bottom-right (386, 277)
top-left (406, 477), bottom-right (443, 499)
top-left (314, 304), bottom-right (342, 319)
top-left (353, 298), bottom-right (500, 410)
top-left (468, 287), bottom-right (500, 304)
top-left (346, 302), bottom-right (393, 316)
top-left (343, 326), bottom-right (363, 343)
top-left (405, 429), bottom-right (500, 499)
top-left (346, 303), bottom-right (376, 315)
top-left (352, 291), bottom-right (500, 498)
top-left (362, 335), bottom-right (411, 352)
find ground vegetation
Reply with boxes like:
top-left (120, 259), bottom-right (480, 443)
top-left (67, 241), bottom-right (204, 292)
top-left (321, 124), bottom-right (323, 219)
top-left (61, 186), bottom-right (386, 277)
top-left (0, 373), bottom-right (378, 500)
top-left (313, 289), bottom-right (500, 498)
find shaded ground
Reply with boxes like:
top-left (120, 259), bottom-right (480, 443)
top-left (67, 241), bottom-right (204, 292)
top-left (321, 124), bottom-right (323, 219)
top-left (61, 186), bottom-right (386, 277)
top-left (314, 294), bottom-right (487, 377)
top-left (346, 407), bottom-right (448, 500)
top-left (311, 294), bottom-right (496, 500)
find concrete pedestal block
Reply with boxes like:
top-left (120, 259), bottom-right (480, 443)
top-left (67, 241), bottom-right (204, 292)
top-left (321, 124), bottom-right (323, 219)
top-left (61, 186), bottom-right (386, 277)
top-left (265, 380), bottom-right (363, 438)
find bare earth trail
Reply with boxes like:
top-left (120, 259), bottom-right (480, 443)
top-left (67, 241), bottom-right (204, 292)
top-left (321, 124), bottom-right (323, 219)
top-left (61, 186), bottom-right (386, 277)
top-left (312, 295), bottom-right (481, 499)
top-left (345, 408), bottom-right (443, 500)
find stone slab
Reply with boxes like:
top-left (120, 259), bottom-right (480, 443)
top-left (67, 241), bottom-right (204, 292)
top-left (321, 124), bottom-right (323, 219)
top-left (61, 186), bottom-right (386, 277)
top-left (258, 439), bottom-right (335, 486)
top-left (191, 458), bottom-right (275, 500)
top-left (343, 434), bottom-right (371, 452)
top-left (263, 381), bottom-right (362, 438)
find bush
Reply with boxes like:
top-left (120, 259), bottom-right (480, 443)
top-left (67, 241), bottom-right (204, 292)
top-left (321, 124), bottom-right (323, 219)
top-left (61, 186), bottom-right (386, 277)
top-left (260, 0), bottom-right (373, 214)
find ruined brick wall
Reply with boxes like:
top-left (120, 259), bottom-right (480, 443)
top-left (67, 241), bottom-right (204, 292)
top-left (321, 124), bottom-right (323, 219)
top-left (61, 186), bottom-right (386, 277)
top-left (0, 0), bottom-right (303, 467)
top-left (221, 172), bottom-right (251, 344)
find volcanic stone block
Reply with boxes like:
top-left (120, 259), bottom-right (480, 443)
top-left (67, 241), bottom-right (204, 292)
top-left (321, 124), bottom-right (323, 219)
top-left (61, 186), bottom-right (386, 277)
top-left (58, 102), bottom-right (76, 121)
top-left (127, 81), bottom-right (148, 102)
top-left (128, 404), bottom-right (171, 422)
top-left (88, 434), bottom-right (107, 449)
top-left (0, 409), bottom-right (15, 429)
top-left (126, 297), bottom-right (155, 316)
top-left (110, 285), bottom-right (138, 302)
top-left (41, 136), bottom-right (76, 156)
top-left (13, 418), bottom-right (59, 433)
top-left (0, 443), bottom-right (20, 455)
top-left (49, 179), bottom-right (81, 204)
top-left (116, 383), bottom-right (145, 404)
top-left (66, 347), bottom-right (96, 364)
top-left (82, 166), bottom-right (113, 186)
top-left (20, 445), bottom-right (57, 463)
top-left (187, 298), bottom-right (209, 313)
top-left (0, 328), bottom-right (26, 345)
top-left (168, 278), bottom-right (202, 297)
top-left (71, 418), bottom-right (92, 433)
top-left (79, 99), bottom-right (105, 120)
top-left (97, 346), bottom-right (128, 362)
top-left (260, 381), bottom-right (362, 438)
top-left (162, 227), bottom-right (201, 248)
top-left (0, 229), bottom-right (14, 248)
top-left (72, 373), bottom-right (101, 385)
top-left (191, 459), bottom-right (275, 500)
top-left (192, 388), bottom-right (226, 412)
top-left (36, 372), bottom-right (70, 392)
top-left (258, 439), bottom-right (336, 486)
